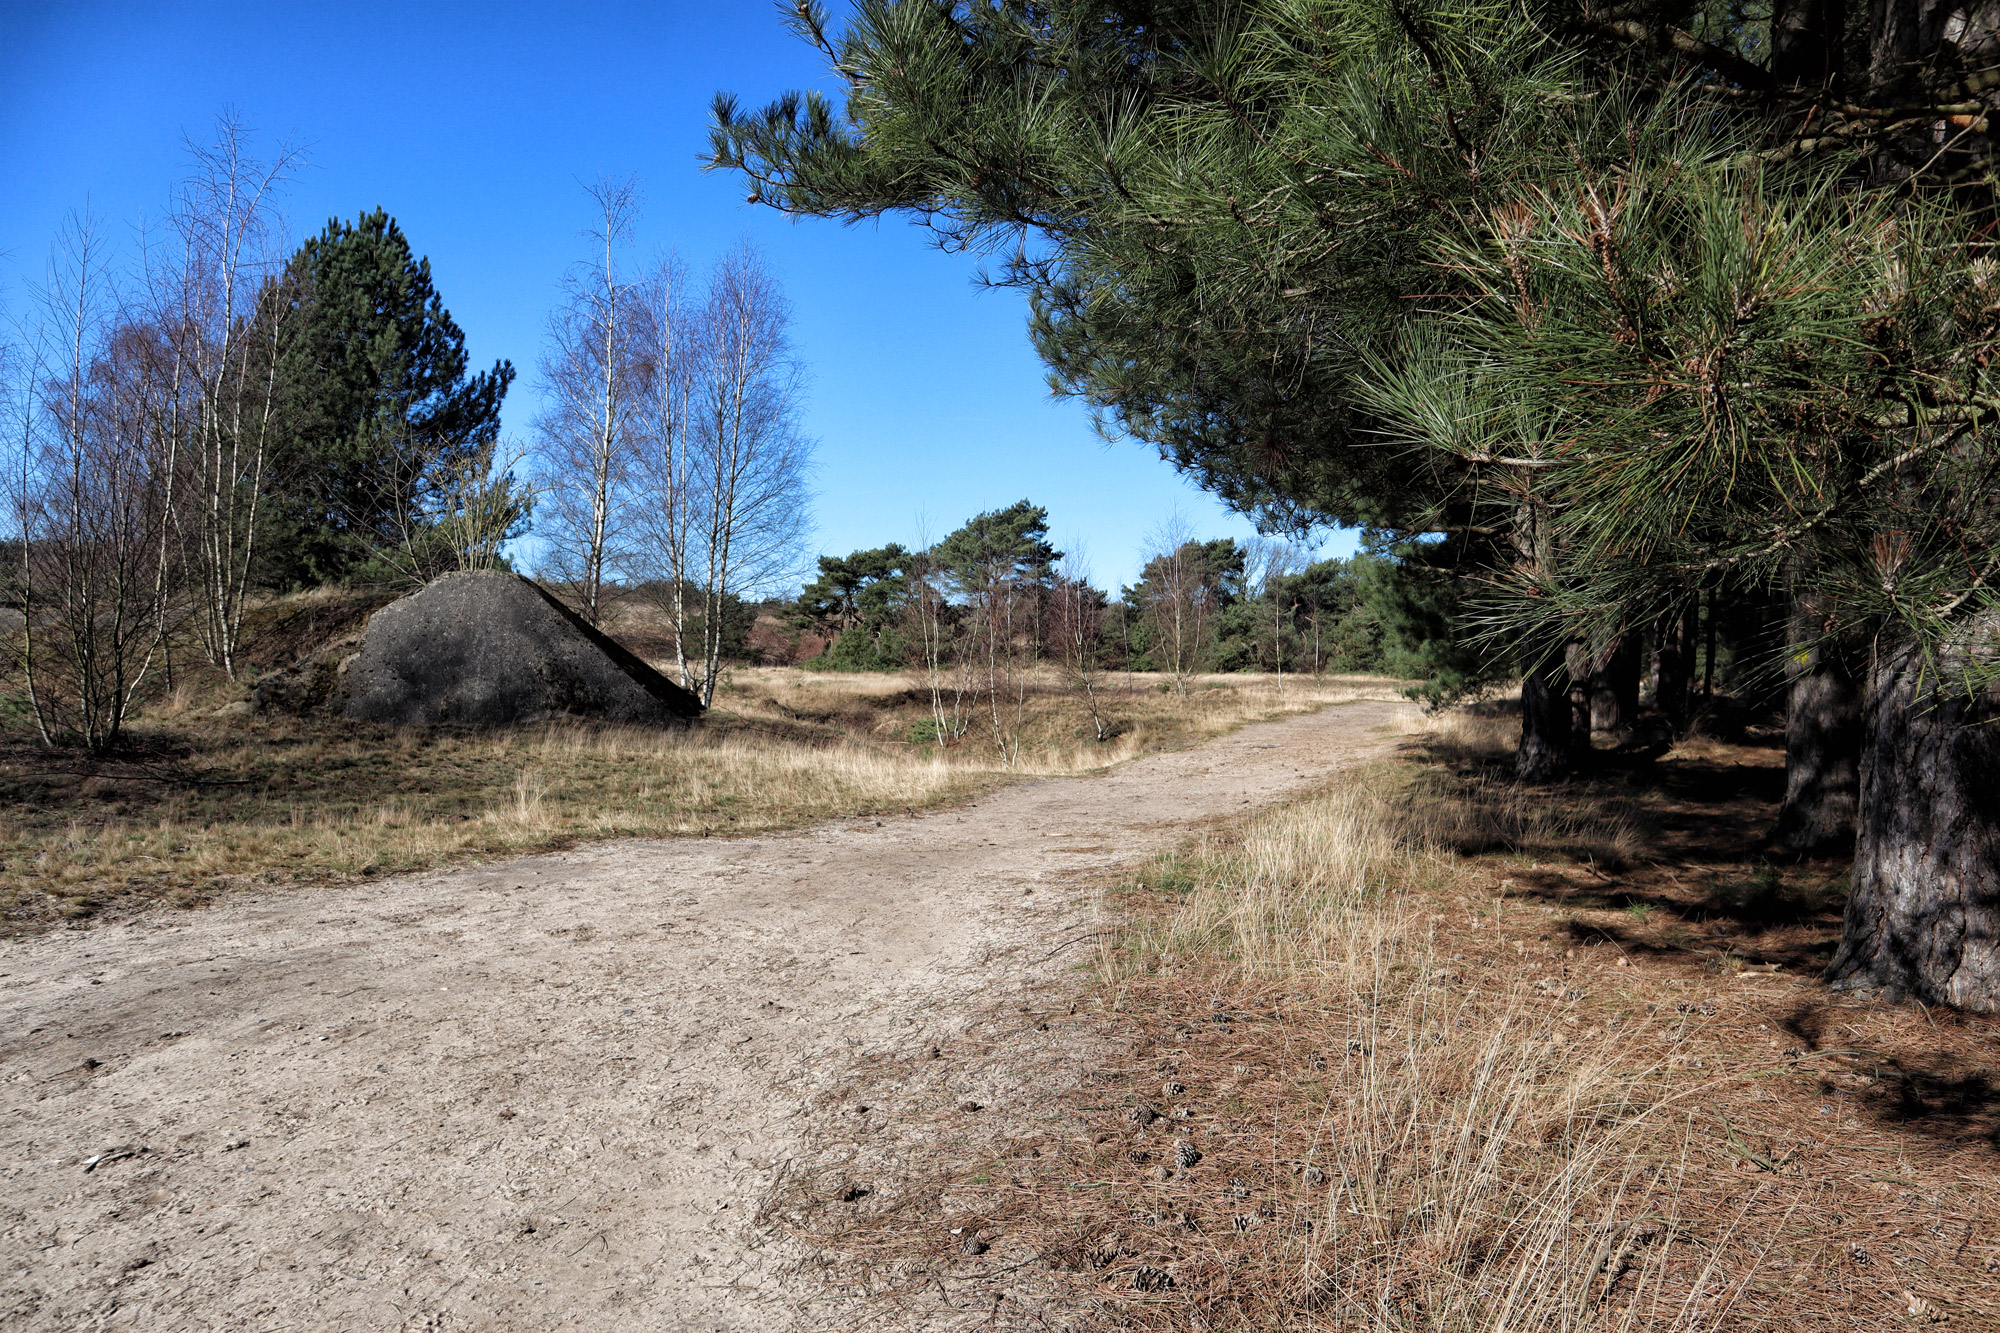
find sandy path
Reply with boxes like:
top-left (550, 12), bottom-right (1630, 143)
top-left (0, 698), bottom-right (1412, 1332)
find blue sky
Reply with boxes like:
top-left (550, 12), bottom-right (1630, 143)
top-left (1, 0), bottom-right (1355, 590)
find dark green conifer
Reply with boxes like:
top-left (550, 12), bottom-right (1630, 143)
top-left (265, 209), bottom-right (515, 587)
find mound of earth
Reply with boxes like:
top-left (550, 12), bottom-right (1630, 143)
top-left (254, 571), bottom-right (702, 727)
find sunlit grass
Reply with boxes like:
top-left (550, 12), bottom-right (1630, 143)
top-left (0, 667), bottom-right (1406, 926)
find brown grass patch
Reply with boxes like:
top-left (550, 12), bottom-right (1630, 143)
top-left (0, 654), bottom-right (1402, 929)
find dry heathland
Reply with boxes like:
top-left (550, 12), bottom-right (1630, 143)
top-left (769, 709), bottom-right (2000, 1331)
top-left (8, 591), bottom-right (1997, 1330)
top-left (0, 587), bottom-right (1395, 927)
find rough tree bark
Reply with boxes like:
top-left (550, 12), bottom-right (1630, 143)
top-left (1826, 640), bottom-right (2000, 1011)
top-left (1590, 627), bottom-right (1642, 738)
top-left (1519, 638), bottom-right (1574, 782)
top-left (1650, 600), bottom-right (1698, 735)
top-left (1773, 603), bottom-right (1861, 855)
top-left (1566, 640), bottom-right (1594, 751)
top-left (1771, 0), bottom-right (1845, 92)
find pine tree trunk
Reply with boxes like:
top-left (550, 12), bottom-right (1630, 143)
top-left (1825, 641), bottom-right (2000, 1012)
top-left (1771, 0), bottom-right (1845, 90)
top-left (1566, 640), bottom-right (1594, 750)
top-left (1518, 639), bottom-right (1573, 782)
top-left (1590, 629), bottom-right (1642, 737)
top-left (1650, 601), bottom-right (1697, 735)
top-left (1773, 605), bottom-right (1860, 855)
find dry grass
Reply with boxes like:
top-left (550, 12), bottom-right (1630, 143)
top-left (769, 712), bottom-right (2000, 1331)
top-left (719, 665), bottom-right (1399, 764)
top-left (1079, 779), bottom-right (1778, 1330)
top-left (0, 666), bottom-right (1403, 929)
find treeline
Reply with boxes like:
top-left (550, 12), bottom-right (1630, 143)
top-left (787, 500), bottom-right (1489, 720)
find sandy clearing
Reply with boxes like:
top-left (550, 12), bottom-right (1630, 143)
top-left (0, 697), bottom-right (1414, 1332)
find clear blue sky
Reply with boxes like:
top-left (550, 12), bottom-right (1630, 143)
top-left (1, 0), bottom-right (1355, 590)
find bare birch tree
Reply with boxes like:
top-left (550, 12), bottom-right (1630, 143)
top-left (150, 115), bottom-right (298, 679)
top-left (534, 179), bottom-right (642, 625)
top-left (7, 216), bottom-right (183, 748)
top-left (1053, 548), bottom-right (1109, 742)
top-left (682, 245), bottom-right (811, 706)
top-left (1246, 537), bottom-right (1305, 687)
top-left (626, 253), bottom-right (701, 686)
top-left (1139, 515), bottom-right (1218, 694)
top-left (904, 526), bottom-right (976, 745)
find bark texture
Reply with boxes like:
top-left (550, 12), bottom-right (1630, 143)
top-left (1590, 629), bottom-right (1642, 738)
top-left (1772, 0), bottom-right (1846, 89)
top-left (1773, 612), bottom-right (1861, 855)
top-left (1649, 601), bottom-right (1697, 735)
top-left (1826, 644), bottom-right (2000, 1012)
top-left (1518, 643), bottom-right (1574, 782)
top-left (1566, 640), bottom-right (1594, 747)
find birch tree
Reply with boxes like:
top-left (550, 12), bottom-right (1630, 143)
top-left (7, 217), bottom-right (183, 748)
top-left (904, 530), bottom-right (976, 746)
top-left (1052, 548), bottom-right (1109, 742)
top-left (1246, 537), bottom-right (1304, 687)
top-left (683, 246), bottom-right (811, 706)
top-left (152, 116), bottom-right (297, 679)
top-left (1137, 517), bottom-right (1219, 695)
top-left (626, 253), bottom-right (700, 685)
top-left (534, 179), bottom-right (642, 625)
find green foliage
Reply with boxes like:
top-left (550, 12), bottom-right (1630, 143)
top-left (712, 0), bottom-right (2000, 698)
top-left (807, 623), bottom-right (909, 672)
top-left (931, 500), bottom-right (1060, 596)
top-left (1355, 543), bottom-right (1507, 707)
top-left (706, 0), bottom-right (1686, 539)
top-left (264, 209), bottom-right (516, 588)
top-left (795, 543), bottom-right (912, 670)
top-left (796, 544), bottom-right (909, 629)
top-left (689, 592), bottom-right (757, 665)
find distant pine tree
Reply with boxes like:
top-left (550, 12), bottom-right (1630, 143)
top-left (264, 209), bottom-right (515, 588)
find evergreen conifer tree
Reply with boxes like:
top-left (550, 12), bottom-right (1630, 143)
top-left (265, 209), bottom-right (515, 587)
top-left (709, 0), bottom-right (2000, 1009)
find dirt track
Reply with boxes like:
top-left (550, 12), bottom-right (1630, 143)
top-left (0, 698), bottom-right (1413, 1332)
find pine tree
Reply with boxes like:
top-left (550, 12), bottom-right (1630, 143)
top-left (264, 209), bottom-right (515, 587)
top-left (708, 0), bottom-right (2000, 1009)
top-left (795, 543), bottom-right (913, 669)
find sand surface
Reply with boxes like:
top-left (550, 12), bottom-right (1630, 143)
top-left (0, 698), bottom-right (1413, 1331)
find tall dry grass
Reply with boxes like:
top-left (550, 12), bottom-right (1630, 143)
top-left (1091, 776), bottom-right (1782, 1330)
